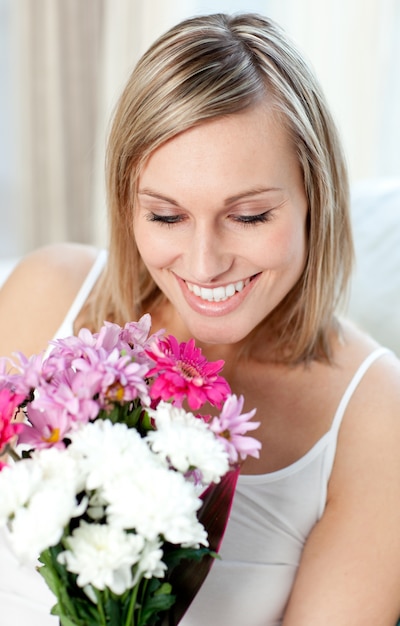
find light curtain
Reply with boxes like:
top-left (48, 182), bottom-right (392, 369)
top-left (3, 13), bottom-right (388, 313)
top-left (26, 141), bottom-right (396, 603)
top-left (14, 0), bottom-right (104, 251)
top-left (11, 0), bottom-right (400, 253)
top-left (13, 0), bottom-right (190, 252)
top-left (91, 0), bottom-right (197, 247)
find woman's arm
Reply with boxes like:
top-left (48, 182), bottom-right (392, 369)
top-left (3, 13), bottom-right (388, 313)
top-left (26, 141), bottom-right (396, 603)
top-left (0, 242), bottom-right (98, 360)
top-left (283, 352), bottom-right (400, 625)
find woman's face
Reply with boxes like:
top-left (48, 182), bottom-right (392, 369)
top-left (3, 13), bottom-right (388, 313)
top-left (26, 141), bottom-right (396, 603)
top-left (134, 105), bottom-right (308, 345)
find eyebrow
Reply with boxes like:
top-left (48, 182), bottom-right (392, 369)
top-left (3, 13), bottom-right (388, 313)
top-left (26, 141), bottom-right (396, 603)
top-left (137, 186), bottom-right (282, 207)
top-left (137, 188), bottom-right (180, 206)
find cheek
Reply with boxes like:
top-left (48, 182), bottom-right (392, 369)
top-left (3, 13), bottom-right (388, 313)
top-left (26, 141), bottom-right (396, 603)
top-left (254, 222), bottom-right (307, 272)
top-left (286, 222), bottom-right (308, 265)
top-left (134, 224), bottom-right (177, 270)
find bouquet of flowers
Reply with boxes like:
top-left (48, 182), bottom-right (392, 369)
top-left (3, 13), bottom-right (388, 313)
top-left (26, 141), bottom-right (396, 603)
top-left (0, 314), bottom-right (260, 626)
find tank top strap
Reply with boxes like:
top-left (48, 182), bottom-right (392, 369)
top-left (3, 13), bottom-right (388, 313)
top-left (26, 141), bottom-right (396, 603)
top-left (52, 249), bottom-right (108, 340)
top-left (330, 346), bottom-right (391, 435)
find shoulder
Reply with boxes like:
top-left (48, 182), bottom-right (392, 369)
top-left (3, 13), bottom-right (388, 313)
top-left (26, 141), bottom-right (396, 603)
top-left (2, 242), bottom-right (100, 302)
top-left (0, 242), bottom-right (100, 359)
top-left (13, 241), bottom-right (99, 276)
top-left (283, 322), bottom-right (400, 622)
top-left (334, 318), bottom-right (400, 413)
top-left (328, 317), bottom-right (400, 500)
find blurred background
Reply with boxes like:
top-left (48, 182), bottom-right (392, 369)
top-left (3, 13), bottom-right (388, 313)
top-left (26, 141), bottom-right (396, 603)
top-left (0, 0), bottom-right (399, 259)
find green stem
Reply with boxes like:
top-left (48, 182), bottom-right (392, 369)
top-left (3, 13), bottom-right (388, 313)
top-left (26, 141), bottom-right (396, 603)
top-left (137, 578), bottom-right (149, 625)
top-left (97, 590), bottom-right (108, 626)
top-left (125, 581), bottom-right (140, 626)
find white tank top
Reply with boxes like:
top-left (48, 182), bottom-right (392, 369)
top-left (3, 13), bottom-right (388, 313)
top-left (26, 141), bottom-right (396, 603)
top-left (180, 347), bottom-right (389, 626)
top-left (0, 250), bottom-right (390, 626)
top-left (52, 248), bottom-right (108, 339)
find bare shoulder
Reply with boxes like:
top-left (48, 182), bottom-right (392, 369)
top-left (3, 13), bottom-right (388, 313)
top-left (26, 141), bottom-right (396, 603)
top-left (283, 321), bottom-right (400, 624)
top-left (335, 318), bottom-right (400, 423)
top-left (0, 242), bottom-right (100, 359)
top-left (328, 317), bottom-right (400, 500)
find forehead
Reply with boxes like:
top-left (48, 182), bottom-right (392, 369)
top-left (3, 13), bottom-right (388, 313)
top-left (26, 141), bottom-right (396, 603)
top-left (139, 105), bottom-right (302, 199)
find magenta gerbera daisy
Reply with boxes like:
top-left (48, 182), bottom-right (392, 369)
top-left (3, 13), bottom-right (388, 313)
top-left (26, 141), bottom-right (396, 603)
top-left (0, 387), bottom-right (24, 459)
top-left (146, 336), bottom-right (231, 410)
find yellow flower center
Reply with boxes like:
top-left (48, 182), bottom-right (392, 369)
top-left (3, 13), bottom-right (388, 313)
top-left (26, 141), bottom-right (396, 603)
top-left (107, 382), bottom-right (125, 402)
top-left (43, 428), bottom-right (61, 443)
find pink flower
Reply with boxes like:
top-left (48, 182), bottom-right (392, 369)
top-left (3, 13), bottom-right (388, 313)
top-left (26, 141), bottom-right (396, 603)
top-left (73, 348), bottom-right (151, 408)
top-left (46, 323), bottom-right (122, 371)
top-left (0, 356), bottom-right (12, 377)
top-left (0, 352), bottom-right (45, 398)
top-left (146, 336), bottom-right (231, 410)
top-left (47, 315), bottom-right (160, 368)
top-left (119, 315), bottom-right (164, 363)
top-left (91, 322), bottom-right (122, 352)
top-left (46, 332), bottom-right (100, 371)
top-left (18, 404), bottom-right (74, 449)
top-left (0, 387), bottom-right (24, 459)
top-left (210, 394), bottom-right (261, 464)
top-left (32, 369), bottom-right (101, 425)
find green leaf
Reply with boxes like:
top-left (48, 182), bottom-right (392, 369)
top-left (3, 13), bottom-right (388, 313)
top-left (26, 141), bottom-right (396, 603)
top-left (38, 547), bottom-right (102, 626)
top-left (139, 410), bottom-right (154, 432)
top-left (37, 551), bottom-right (63, 598)
top-left (137, 581), bottom-right (176, 626)
top-left (58, 616), bottom-right (82, 626)
top-left (104, 592), bottom-right (125, 625)
top-left (155, 583), bottom-right (173, 596)
top-left (163, 545), bottom-right (216, 571)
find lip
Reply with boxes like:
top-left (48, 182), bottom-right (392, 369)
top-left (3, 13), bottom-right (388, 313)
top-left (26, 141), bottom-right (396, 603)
top-left (176, 273), bottom-right (261, 317)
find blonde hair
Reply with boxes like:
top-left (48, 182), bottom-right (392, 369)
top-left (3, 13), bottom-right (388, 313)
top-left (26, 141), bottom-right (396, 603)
top-left (82, 12), bottom-right (353, 363)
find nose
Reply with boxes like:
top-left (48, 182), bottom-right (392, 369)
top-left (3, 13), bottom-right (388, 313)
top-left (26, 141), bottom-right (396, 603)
top-left (187, 223), bottom-right (233, 283)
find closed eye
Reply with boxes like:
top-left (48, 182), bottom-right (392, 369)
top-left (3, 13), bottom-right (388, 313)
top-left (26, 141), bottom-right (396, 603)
top-left (145, 212), bottom-right (185, 226)
top-left (232, 211), bottom-right (274, 226)
top-left (144, 209), bottom-right (275, 227)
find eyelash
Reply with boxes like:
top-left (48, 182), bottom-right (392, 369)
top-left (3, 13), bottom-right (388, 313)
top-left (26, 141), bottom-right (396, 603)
top-left (232, 211), bottom-right (273, 226)
top-left (146, 213), bottom-right (184, 226)
top-left (146, 211), bottom-right (273, 227)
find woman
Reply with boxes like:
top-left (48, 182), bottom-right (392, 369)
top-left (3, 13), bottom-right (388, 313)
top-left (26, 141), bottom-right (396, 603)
top-left (1, 12), bottom-right (400, 626)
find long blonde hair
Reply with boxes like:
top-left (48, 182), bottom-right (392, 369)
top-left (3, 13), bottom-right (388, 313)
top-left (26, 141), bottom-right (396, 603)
top-left (82, 12), bottom-right (353, 363)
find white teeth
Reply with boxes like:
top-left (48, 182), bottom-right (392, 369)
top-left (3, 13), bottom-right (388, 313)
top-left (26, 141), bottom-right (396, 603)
top-left (225, 283), bottom-right (235, 297)
top-left (186, 278), bottom-right (251, 302)
top-left (213, 286), bottom-right (226, 301)
top-left (200, 287), bottom-right (213, 301)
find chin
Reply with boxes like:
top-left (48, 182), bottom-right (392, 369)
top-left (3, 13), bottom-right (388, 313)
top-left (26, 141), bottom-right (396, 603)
top-left (184, 319), bottom-right (251, 347)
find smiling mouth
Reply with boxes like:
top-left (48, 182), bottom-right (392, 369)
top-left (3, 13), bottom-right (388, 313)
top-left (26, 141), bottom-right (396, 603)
top-left (185, 277), bottom-right (254, 302)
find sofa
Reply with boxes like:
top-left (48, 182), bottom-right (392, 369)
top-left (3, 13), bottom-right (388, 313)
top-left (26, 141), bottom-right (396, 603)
top-left (347, 177), bottom-right (400, 356)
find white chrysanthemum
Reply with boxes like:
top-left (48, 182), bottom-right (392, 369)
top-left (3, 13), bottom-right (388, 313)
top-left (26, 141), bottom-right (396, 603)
top-left (58, 521), bottom-right (145, 594)
top-left (104, 464), bottom-right (207, 547)
top-left (66, 419), bottom-right (159, 492)
top-left (136, 539), bottom-right (167, 580)
top-left (3, 448), bottom-right (86, 562)
top-left (8, 484), bottom-right (86, 562)
top-left (146, 402), bottom-right (229, 485)
top-left (0, 459), bottom-right (43, 524)
top-left (34, 446), bottom-right (85, 492)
